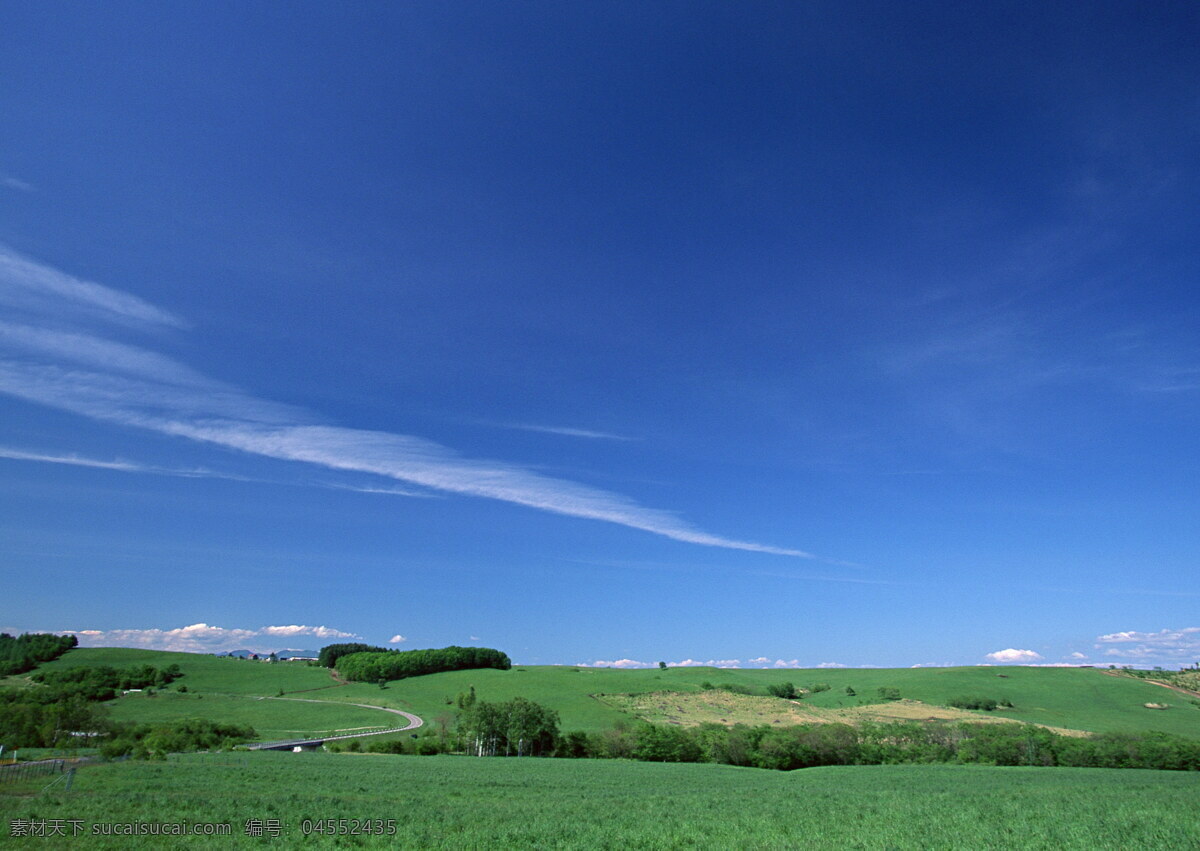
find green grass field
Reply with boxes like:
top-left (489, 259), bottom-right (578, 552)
top-left (326, 663), bottom-right (1200, 738)
top-left (2, 752), bottom-right (1198, 848)
top-left (106, 693), bottom-right (397, 740)
top-left (29, 648), bottom-right (336, 694)
top-left (18, 649), bottom-right (1200, 742)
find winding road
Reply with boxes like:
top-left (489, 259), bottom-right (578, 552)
top-left (244, 696), bottom-right (423, 751)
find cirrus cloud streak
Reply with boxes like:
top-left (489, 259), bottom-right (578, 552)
top-left (0, 246), bottom-right (817, 559)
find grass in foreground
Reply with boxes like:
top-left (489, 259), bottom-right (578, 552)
top-left (2, 752), bottom-right (1198, 848)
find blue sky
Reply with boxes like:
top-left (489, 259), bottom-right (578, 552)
top-left (2, 3), bottom-right (1198, 668)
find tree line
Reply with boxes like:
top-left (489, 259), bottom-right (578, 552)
top-left (0, 633), bottom-right (77, 677)
top-left (329, 645), bottom-right (511, 683)
top-left (99, 718), bottom-right (255, 759)
top-left (357, 695), bottom-right (1200, 773)
top-left (1, 663), bottom-right (186, 749)
top-left (32, 664), bottom-right (183, 700)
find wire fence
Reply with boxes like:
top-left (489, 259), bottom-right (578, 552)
top-left (0, 759), bottom-right (66, 784)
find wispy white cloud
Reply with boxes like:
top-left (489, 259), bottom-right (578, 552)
top-left (1096, 626), bottom-right (1200, 660)
top-left (327, 483), bottom-right (438, 498)
top-left (152, 422), bottom-right (814, 557)
top-left (495, 422), bottom-right (635, 441)
top-left (985, 648), bottom-right (1044, 663)
top-left (1067, 651), bottom-right (1088, 660)
top-left (1097, 627), bottom-right (1200, 644)
top-left (388, 634), bottom-right (407, 644)
top-left (0, 245), bottom-right (184, 328)
top-left (0, 446), bottom-right (253, 481)
top-left (0, 445), bottom-right (447, 503)
top-left (52, 622), bottom-right (358, 654)
top-left (0, 249), bottom-right (815, 558)
top-left (1, 175), bottom-right (35, 192)
top-left (816, 662), bottom-right (847, 668)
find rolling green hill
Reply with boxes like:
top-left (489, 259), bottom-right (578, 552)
top-left (17, 648), bottom-right (1200, 741)
top-left (28, 648), bottom-right (336, 694)
top-left (105, 693), bottom-right (400, 740)
top-left (320, 663), bottom-right (1200, 738)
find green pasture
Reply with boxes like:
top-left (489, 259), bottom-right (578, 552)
top-left (324, 663), bottom-right (1200, 738)
top-left (31, 648), bottom-right (336, 695)
top-left (106, 693), bottom-right (397, 740)
top-left (26, 649), bottom-right (1200, 739)
top-left (3, 752), bottom-right (1198, 848)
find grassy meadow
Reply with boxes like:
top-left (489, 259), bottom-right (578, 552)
top-left (28, 648), bottom-right (336, 695)
top-left (106, 693), bottom-right (396, 740)
top-left (3, 751), bottom-right (1198, 848)
top-left (13, 649), bottom-right (1200, 743)
top-left (328, 662), bottom-right (1200, 738)
top-left (595, 691), bottom-right (1087, 735)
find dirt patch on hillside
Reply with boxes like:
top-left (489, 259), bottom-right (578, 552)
top-left (595, 690), bottom-right (828, 727)
top-left (1099, 669), bottom-right (1200, 699)
top-left (595, 692), bottom-right (1088, 737)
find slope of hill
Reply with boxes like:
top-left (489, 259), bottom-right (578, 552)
top-left (28, 648), bottom-right (336, 694)
top-left (16, 648), bottom-right (1200, 740)
top-left (326, 663), bottom-right (1200, 738)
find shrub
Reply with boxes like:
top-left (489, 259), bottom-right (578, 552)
top-left (767, 682), bottom-right (798, 699)
top-left (948, 696), bottom-right (999, 711)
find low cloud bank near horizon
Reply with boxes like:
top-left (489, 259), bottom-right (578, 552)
top-left (576, 657), bottom-right (836, 669)
top-left (31, 623), bottom-right (361, 654)
top-left (985, 648), bottom-right (1044, 663)
top-left (1096, 626), bottom-right (1200, 661)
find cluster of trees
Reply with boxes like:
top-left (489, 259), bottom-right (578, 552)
top-left (99, 718), bottom-right (255, 759)
top-left (0, 633), bottom-right (77, 677)
top-left (546, 719), bottom-right (1200, 772)
top-left (947, 696), bottom-right (1014, 711)
top-left (31, 664), bottom-right (183, 701)
top-left (706, 681), bottom-right (855, 699)
top-left (1, 690), bottom-right (253, 755)
top-left (1, 663), bottom-right (186, 748)
top-left (334, 646), bottom-right (511, 683)
top-left (317, 643), bottom-right (389, 668)
top-left (359, 705), bottom-right (1200, 774)
top-left (457, 697), bottom-right (560, 756)
top-left (0, 693), bottom-right (108, 749)
top-left (700, 682), bottom-right (752, 694)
